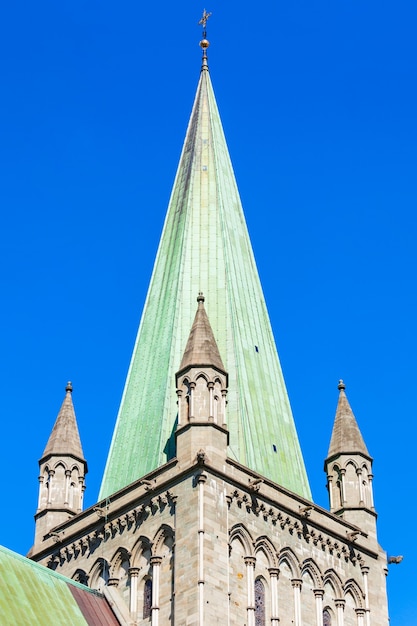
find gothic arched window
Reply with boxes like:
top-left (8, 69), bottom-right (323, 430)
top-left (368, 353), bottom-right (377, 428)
top-left (254, 578), bottom-right (265, 626)
top-left (143, 579), bottom-right (152, 619)
top-left (323, 608), bottom-right (332, 626)
top-left (72, 569), bottom-right (89, 586)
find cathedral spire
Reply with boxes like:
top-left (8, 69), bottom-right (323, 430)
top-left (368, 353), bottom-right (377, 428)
top-left (178, 293), bottom-right (225, 373)
top-left (99, 22), bottom-right (311, 501)
top-left (327, 380), bottom-right (370, 459)
top-left (34, 383), bottom-right (87, 550)
top-left (41, 382), bottom-right (85, 461)
top-left (324, 381), bottom-right (376, 535)
top-left (175, 295), bottom-right (229, 463)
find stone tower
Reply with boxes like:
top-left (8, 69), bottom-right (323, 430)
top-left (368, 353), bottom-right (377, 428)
top-left (33, 382), bottom-right (87, 550)
top-left (29, 18), bottom-right (390, 626)
top-left (175, 292), bottom-right (229, 467)
top-left (324, 380), bottom-right (376, 540)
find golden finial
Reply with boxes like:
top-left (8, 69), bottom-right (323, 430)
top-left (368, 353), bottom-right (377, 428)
top-left (198, 9), bottom-right (212, 69)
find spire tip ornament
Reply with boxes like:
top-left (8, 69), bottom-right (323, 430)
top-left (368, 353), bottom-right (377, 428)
top-left (338, 379), bottom-right (346, 391)
top-left (198, 8), bottom-right (212, 30)
top-left (198, 9), bottom-right (212, 69)
top-left (66, 381), bottom-right (73, 393)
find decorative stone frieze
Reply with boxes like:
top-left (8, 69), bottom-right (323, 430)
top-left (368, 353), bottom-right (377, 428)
top-left (227, 488), bottom-right (364, 566)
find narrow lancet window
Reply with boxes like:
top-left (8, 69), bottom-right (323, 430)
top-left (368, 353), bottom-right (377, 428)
top-left (254, 578), bottom-right (265, 626)
top-left (143, 578), bottom-right (152, 619)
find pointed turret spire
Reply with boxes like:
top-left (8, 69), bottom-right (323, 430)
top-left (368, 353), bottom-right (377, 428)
top-left (42, 382), bottom-right (85, 462)
top-left (175, 295), bottom-right (229, 463)
top-left (33, 383), bottom-right (87, 550)
top-left (179, 293), bottom-right (225, 372)
top-left (327, 380), bottom-right (370, 459)
top-left (99, 20), bottom-right (311, 501)
top-left (324, 381), bottom-right (376, 535)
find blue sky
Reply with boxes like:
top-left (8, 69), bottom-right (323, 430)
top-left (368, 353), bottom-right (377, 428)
top-left (1, 1), bottom-right (416, 623)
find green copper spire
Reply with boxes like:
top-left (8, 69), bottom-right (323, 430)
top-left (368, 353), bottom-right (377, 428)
top-left (99, 30), bottom-right (311, 500)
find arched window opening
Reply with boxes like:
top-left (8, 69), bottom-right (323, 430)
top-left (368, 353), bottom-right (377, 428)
top-left (336, 479), bottom-right (342, 507)
top-left (72, 569), bottom-right (89, 586)
top-left (323, 608), bottom-right (332, 626)
top-left (362, 479), bottom-right (368, 506)
top-left (69, 482), bottom-right (75, 509)
top-left (214, 395), bottom-right (219, 423)
top-left (254, 578), bottom-right (265, 626)
top-left (143, 578), bottom-right (152, 619)
top-left (90, 560), bottom-right (109, 592)
top-left (41, 468), bottom-right (50, 507)
top-left (182, 380), bottom-right (190, 422)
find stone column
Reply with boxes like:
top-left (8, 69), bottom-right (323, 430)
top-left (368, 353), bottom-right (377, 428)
top-left (150, 556), bottom-right (162, 626)
top-left (340, 469), bottom-right (346, 505)
top-left (327, 475), bottom-right (334, 511)
top-left (128, 567), bottom-right (140, 620)
top-left (128, 567), bottom-right (140, 618)
top-left (335, 599), bottom-right (345, 626)
top-left (357, 468), bottom-right (364, 505)
top-left (189, 382), bottom-right (196, 420)
top-left (356, 608), bottom-right (365, 626)
top-left (37, 475), bottom-right (44, 510)
top-left (268, 567), bottom-right (280, 625)
top-left (314, 589), bottom-right (324, 626)
top-left (226, 496), bottom-right (232, 626)
top-left (208, 381), bottom-right (214, 421)
top-left (244, 556), bottom-right (256, 626)
top-left (79, 479), bottom-right (85, 512)
top-left (64, 469), bottom-right (71, 505)
top-left (221, 388), bottom-right (227, 428)
top-left (176, 388), bottom-right (183, 426)
top-left (47, 470), bottom-right (54, 505)
top-left (198, 472), bottom-right (207, 626)
top-left (361, 565), bottom-right (370, 626)
top-left (291, 579), bottom-right (302, 626)
top-left (368, 473), bottom-right (375, 510)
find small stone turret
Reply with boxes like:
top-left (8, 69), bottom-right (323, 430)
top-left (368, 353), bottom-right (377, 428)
top-left (33, 382), bottom-right (87, 550)
top-left (324, 380), bottom-right (376, 538)
top-left (175, 293), bottom-right (228, 465)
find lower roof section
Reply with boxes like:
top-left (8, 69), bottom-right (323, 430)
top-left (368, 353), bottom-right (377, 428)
top-left (0, 545), bottom-right (119, 626)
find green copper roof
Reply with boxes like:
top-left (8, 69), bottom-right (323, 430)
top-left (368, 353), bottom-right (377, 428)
top-left (0, 545), bottom-right (89, 625)
top-left (99, 63), bottom-right (311, 500)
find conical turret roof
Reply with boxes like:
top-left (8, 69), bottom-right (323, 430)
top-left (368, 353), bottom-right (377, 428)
top-left (99, 53), bottom-right (311, 500)
top-left (327, 380), bottom-right (370, 459)
top-left (41, 382), bottom-right (85, 462)
top-left (179, 293), bottom-right (225, 373)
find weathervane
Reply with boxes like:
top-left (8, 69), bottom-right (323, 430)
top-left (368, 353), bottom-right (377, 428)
top-left (198, 9), bottom-right (212, 34)
top-left (198, 9), bottom-right (212, 68)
